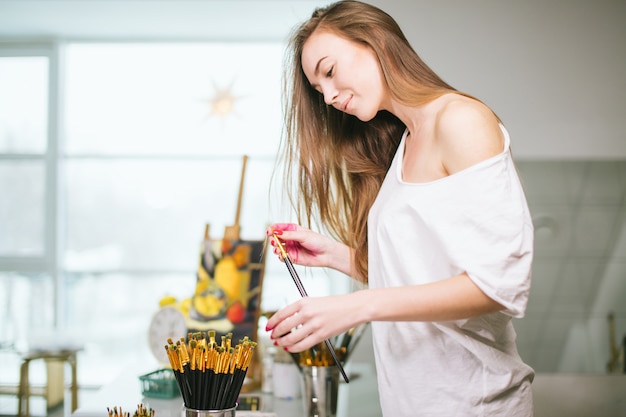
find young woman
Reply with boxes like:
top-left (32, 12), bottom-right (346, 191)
top-left (266, 1), bottom-right (535, 415)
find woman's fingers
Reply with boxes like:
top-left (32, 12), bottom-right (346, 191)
top-left (266, 300), bottom-right (300, 332)
top-left (266, 297), bottom-right (346, 353)
top-left (272, 317), bottom-right (320, 352)
top-left (267, 223), bottom-right (304, 262)
top-left (266, 223), bottom-right (298, 236)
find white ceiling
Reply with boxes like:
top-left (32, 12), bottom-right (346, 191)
top-left (0, 0), bottom-right (328, 41)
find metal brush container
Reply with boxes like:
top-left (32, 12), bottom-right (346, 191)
top-left (183, 405), bottom-right (237, 417)
top-left (302, 366), bottom-right (339, 417)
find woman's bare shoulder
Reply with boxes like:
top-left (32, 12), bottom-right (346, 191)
top-left (433, 94), bottom-right (504, 174)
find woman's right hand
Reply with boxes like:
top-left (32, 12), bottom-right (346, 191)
top-left (266, 223), bottom-right (353, 274)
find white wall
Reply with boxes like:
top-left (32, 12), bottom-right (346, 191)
top-left (368, 0), bottom-right (626, 160)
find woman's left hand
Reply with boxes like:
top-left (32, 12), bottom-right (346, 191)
top-left (266, 293), bottom-right (360, 352)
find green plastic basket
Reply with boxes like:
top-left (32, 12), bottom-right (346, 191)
top-left (139, 368), bottom-right (181, 399)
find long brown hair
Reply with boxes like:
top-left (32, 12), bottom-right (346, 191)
top-left (280, 0), bottom-right (457, 282)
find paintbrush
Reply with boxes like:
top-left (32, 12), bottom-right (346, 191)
top-left (272, 233), bottom-right (350, 383)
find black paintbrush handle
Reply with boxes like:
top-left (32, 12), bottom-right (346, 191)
top-left (283, 257), bottom-right (350, 383)
top-left (284, 257), bottom-right (308, 297)
top-left (324, 339), bottom-right (350, 383)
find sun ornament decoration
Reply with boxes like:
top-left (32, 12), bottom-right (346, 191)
top-left (205, 80), bottom-right (242, 121)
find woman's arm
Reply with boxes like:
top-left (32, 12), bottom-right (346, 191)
top-left (358, 273), bottom-right (504, 322)
top-left (267, 273), bottom-right (504, 353)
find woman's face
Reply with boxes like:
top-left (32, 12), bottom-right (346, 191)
top-left (301, 30), bottom-right (387, 122)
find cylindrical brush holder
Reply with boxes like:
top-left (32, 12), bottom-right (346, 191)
top-left (184, 405), bottom-right (237, 417)
top-left (302, 366), bottom-right (339, 417)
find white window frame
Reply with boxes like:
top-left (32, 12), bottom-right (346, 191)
top-left (0, 41), bottom-right (62, 325)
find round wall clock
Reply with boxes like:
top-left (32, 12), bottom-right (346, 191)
top-left (148, 306), bottom-right (187, 365)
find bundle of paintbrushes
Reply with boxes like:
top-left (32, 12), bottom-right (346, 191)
top-left (132, 405), bottom-right (155, 417)
top-left (165, 330), bottom-right (256, 410)
top-left (106, 405), bottom-right (154, 417)
top-left (293, 323), bottom-right (369, 368)
top-left (106, 406), bottom-right (128, 417)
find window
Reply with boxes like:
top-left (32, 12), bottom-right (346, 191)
top-left (62, 43), bottom-right (284, 272)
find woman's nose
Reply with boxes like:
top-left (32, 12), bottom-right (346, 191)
top-left (322, 87), bottom-right (338, 106)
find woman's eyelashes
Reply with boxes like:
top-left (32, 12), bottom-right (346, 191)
top-left (326, 65), bottom-right (334, 77)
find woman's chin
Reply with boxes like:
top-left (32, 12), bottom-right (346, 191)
top-left (356, 112), bottom-right (377, 122)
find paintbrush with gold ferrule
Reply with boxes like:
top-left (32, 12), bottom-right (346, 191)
top-left (272, 233), bottom-right (350, 383)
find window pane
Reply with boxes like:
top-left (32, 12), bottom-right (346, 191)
top-left (0, 272), bottom-right (54, 349)
top-left (0, 56), bottom-right (48, 154)
top-left (64, 43), bottom-right (283, 156)
top-left (63, 158), bottom-right (274, 271)
top-left (0, 160), bottom-right (45, 256)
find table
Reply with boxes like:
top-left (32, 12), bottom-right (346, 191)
top-left (71, 362), bottom-right (381, 417)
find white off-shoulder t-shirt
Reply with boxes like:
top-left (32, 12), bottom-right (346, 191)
top-left (368, 125), bottom-right (535, 416)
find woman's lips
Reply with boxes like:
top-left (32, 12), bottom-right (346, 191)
top-left (341, 96), bottom-right (352, 112)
